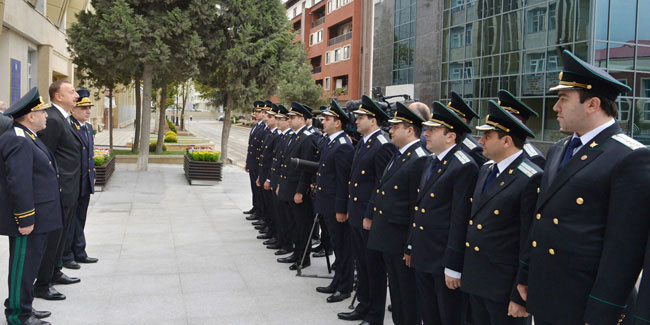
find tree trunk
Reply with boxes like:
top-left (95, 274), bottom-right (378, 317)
top-left (108, 87), bottom-right (114, 150)
top-left (155, 86), bottom-right (167, 154)
top-left (133, 79), bottom-right (142, 152)
top-left (180, 82), bottom-right (187, 131)
top-left (220, 92), bottom-right (233, 163)
top-left (137, 63), bottom-right (153, 171)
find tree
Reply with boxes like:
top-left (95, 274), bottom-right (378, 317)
top-left (194, 0), bottom-right (300, 163)
top-left (276, 47), bottom-right (328, 109)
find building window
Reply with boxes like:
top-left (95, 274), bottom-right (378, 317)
top-left (526, 53), bottom-right (545, 73)
top-left (527, 8), bottom-right (546, 34)
top-left (310, 29), bottom-right (323, 45)
top-left (294, 7), bottom-right (298, 18)
top-left (325, 51), bottom-right (332, 64)
top-left (324, 77), bottom-right (331, 90)
top-left (343, 45), bottom-right (351, 60)
top-left (27, 48), bottom-right (37, 89)
top-left (450, 27), bottom-right (464, 49)
top-left (548, 3), bottom-right (556, 30)
top-left (393, 0), bottom-right (417, 85)
top-left (465, 24), bottom-right (472, 46)
top-left (334, 48), bottom-right (341, 62)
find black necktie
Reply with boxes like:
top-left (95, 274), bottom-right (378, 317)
top-left (559, 137), bottom-right (582, 169)
top-left (80, 124), bottom-right (89, 144)
top-left (482, 165), bottom-right (499, 192)
top-left (425, 157), bottom-right (440, 182)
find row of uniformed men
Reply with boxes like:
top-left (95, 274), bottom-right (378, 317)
top-left (0, 83), bottom-right (99, 325)
top-left (243, 50), bottom-right (650, 325)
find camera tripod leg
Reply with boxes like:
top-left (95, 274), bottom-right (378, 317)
top-left (297, 213), bottom-right (320, 276)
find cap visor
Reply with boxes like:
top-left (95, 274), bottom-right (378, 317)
top-left (548, 84), bottom-right (581, 93)
top-left (287, 112), bottom-right (298, 116)
top-left (321, 111), bottom-right (336, 117)
top-left (388, 118), bottom-right (403, 124)
top-left (352, 109), bottom-right (370, 115)
top-left (422, 120), bottom-right (442, 127)
top-left (475, 124), bottom-right (497, 131)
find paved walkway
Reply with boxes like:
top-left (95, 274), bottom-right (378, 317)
top-left (0, 164), bottom-right (387, 324)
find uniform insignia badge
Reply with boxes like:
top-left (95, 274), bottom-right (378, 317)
top-left (517, 161), bottom-right (539, 178)
top-left (338, 137), bottom-right (346, 144)
top-left (523, 143), bottom-right (538, 157)
top-left (612, 134), bottom-right (645, 150)
top-left (415, 147), bottom-right (426, 157)
top-left (377, 135), bottom-right (388, 145)
top-left (589, 141), bottom-right (598, 148)
top-left (14, 127), bottom-right (25, 138)
top-left (463, 137), bottom-right (477, 150)
top-left (454, 150), bottom-right (470, 164)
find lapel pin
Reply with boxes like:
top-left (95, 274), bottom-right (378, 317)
top-left (590, 141), bottom-right (598, 148)
top-left (580, 155), bottom-right (587, 160)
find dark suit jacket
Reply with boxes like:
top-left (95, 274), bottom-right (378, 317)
top-left (635, 234), bottom-right (650, 323)
top-left (461, 135), bottom-right (487, 166)
top-left (519, 123), bottom-right (650, 324)
top-left (277, 126), bottom-right (318, 202)
top-left (258, 128), bottom-right (279, 183)
top-left (37, 106), bottom-right (82, 207)
top-left (408, 145), bottom-right (478, 274)
top-left (0, 123), bottom-right (63, 236)
top-left (0, 115), bottom-right (12, 134)
top-left (523, 140), bottom-right (546, 169)
top-left (314, 132), bottom-right (353, 216)
top-left (245, 122), bottom-right (266, 170)
top-left (347, 131), bottom-right (397, 228)
top-left (367, 141), bottom-right (428, 255)
top-left (269, 130), bottom-right (293, 189)
top-left (461, 154), bottom-right (542, 305)
top-left (71, 117), bottom-right (95, 197)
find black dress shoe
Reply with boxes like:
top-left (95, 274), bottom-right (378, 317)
top-left (23, 315), bottom-right (50, 325)
top-left (337, 310), bottom-right (365, 321)
top-left (358, 321), bottom-right (371, 325)
top-left (289, 260), bottom-right (310, 270)
top-left (251, 220), bottom-right (264, 226)
top-left (254, 224), bottom-right (265, 230)
top-left (277, 254), bottom-right (298, 263)
top-left (316, 286), bottom-right (336, 294)
top-left (266, 244), bottom-right (281, 250)
top-left (263, 238), bottom-right (277, 245)
top-left (327, 291), bottom-right (351, 303)
top-left (257, 233), bottom-right (272, 240)
top-left (53, 273), bottom-right (80, 285)
top-left (243, 208), bottom-right (256, 214)
top-left (34, 286), bottom-right (65, 300)
top-left (75, 256), bottom-right (98, 263)
top-left (387, 304), bottom-right (392, 312)
top-left (63, 261), bottom-right (80, 270)
top-left (32, 309), bottom-right (51, 319)
top-left (245, 214), bottom-right (260, 221)
top-left (274, 248), bottom-right (292, 256)
top-left (312, 248), bottom-right (333, 258)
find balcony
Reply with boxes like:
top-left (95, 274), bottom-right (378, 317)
top-left (312, 66), bottom-right (322, 74)
top-left (312, 16), bottom-right (325, 28)
top-left (328, 32), bottom-right (352, 46)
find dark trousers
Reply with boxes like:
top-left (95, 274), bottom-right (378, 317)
top-left (4, 233), bottom-right (48, 324)
top-left (323, 213), bottom-right (353, 293)
top-left (289, 196), bottom-right (313, 265)
top-left (35, 202), bottom-right (76, 291)
top-left (248, 170), bottom-right (262, 213)
top-left (262, 188), bottom-right (276, 235)
top-left (317, 215), bottom-right (330, 249)
top-left (468, 294), bottom-right (525, 325)
top-left (415, 270), bottom-right (462, 325)
top-left (383, 252), bottom-right (419, 325)
top-left (365, 247), bottom-right (388, 324)
top-left (277, 199), bottom-right (295, 250)
top-left (63, 194), bottom-right (90, 263)
top-left (350, 225), bottom-right (370, 314)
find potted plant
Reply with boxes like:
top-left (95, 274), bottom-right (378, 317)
top-left (184, 146), bottom-right (223, 184)
top-left (94, 148), bottom-right (115, 189)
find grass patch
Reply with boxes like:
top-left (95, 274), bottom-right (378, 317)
top-left (113, 149), bottom-right (186, 155)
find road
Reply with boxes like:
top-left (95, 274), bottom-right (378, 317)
top-left (186, 120), bottom-right (251, 166)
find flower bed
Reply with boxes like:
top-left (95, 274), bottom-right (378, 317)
top-left (184, 147), bottom-right (223, 184)
top-left (94, 148), bottom-right (115, 189)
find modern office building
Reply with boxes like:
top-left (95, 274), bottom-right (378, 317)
top-left (286, 0), bottom-right (374, 101)
top-left (373, 0), bottom-right (650, 143)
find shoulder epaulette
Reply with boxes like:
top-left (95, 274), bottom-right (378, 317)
top-left (463, 137), bottom-right (477, 150)
top-left (303, 129), bottom-right (313, 136)
top-left (14, 127), bottom-right (25, 138)
top-left (518, 161), bottom-right (541, 178)
top-left (454, 150), bottom-right (471, 164)
top-left (523, 143), bottom-right (539, 157)
top-left (612, 133), bottom-right (645, 150)
top-left (377, 134), bottom-right (388, 145)
top-left (415, 147), bottom-right (426, 158)
top-left (483, 159), bottom-right (495, 166)
top-left (338, 137), bottom-right (346, 144)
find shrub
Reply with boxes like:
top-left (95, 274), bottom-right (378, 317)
top-left (166, 119), bottom-right (177, 133)
top-left (149, 141), bottom-right (167, 152)
top-left (186, 147), bottom-right (221, 162)
top-left (164, 133), bottom-right (178, 143)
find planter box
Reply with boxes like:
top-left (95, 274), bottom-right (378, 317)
top-left (183, 154), bottom-right (223, 185)
top-left (95, 155), bottom-right (115, 191)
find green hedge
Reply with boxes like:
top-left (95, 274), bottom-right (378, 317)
top-left (149, 141), bottom-right (167, 152)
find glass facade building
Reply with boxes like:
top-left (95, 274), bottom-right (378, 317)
top-left (392, 0), bottom-right (417, 85)
top-left (438, 0), bottom-right (650, 142)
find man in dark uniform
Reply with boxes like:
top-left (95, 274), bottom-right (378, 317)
top-left (276, 102), bottom-right (318, 270)
top-left (35, 80), bottom-right (82, 301)
top-left (0, 87), bottom-right (62, 325)
top-left (405, 101), bottom-right (478, 325)
top-left (313, 99), bottom-right (354, 303)
top-left (367, 102), bottom-right (429, 325)
top-left (62, 90), bottom-right (99, 270)
top-left (252, 100), bottom-right (274, 235)
top-left (267, 105), bottom-right (294, 255)
top-left (447, 91), bottom-right (487, 165)
top-left (337, 95), bottom-right (397, 323)
top-left (516, 50), bottom-right (650, 324)
top-left (496, 90), bottom-right (546, 169)
top-left (244, 101), bottom-right (268, 220)
top-left (635, 237), bottom-right (650, 324)
top-left (461, 100), bottom-right (542, 324)
top-left (256, 104), bottom-right (280, 242)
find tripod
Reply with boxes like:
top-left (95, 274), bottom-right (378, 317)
top-left (296, 213), bottom-right (334, 279)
